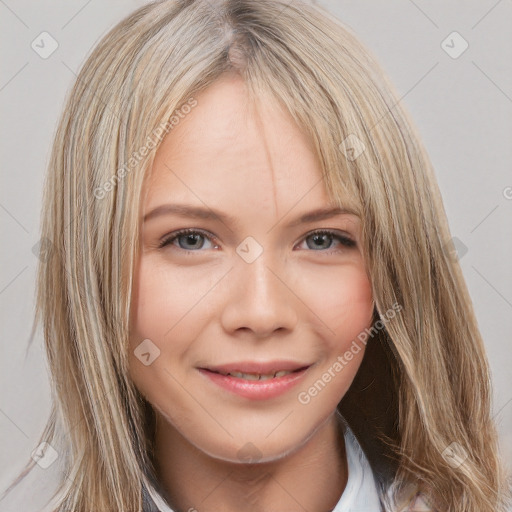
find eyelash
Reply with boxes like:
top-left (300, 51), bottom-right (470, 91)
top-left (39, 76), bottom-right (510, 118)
top-left (158, 228), bottom-right (356, 255)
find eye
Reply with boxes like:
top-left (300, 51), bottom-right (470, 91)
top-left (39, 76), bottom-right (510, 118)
top-left (297, 230), bottom-right (356, 253)
top-left (158, 229), bottom-right (218, 252)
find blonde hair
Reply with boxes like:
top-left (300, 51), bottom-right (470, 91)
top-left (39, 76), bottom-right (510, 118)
top-left (3, 0), bottom-right (510, 510)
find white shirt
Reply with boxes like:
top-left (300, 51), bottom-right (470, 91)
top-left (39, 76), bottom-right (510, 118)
top-left (145, 414), bottom-right (382, 512)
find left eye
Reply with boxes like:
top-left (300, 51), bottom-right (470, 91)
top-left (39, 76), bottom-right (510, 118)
top-left (298, 230), bottom-right (356, 251)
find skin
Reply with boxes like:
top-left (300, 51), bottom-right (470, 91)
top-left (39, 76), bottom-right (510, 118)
top-left (128, 73), bottom-right (375, 512)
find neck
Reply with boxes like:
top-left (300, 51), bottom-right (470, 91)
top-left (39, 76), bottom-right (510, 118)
top-left (153, 411), bottom-right (348, 512)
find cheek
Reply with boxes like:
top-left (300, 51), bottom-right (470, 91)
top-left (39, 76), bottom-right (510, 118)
top-left (296, 264), bottom-right (374, 410)
top-left (305, 263), bottom-right (374, 344)
top-left (128, 258), bottom-right (222, 395)
top-left (129, 259), bottom-right (208, 343)
top-left (128, 261), bottom-right (192, 390)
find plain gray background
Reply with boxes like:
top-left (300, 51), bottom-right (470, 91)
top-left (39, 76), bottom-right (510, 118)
top-left (1, 0), bottom-right (511, 500)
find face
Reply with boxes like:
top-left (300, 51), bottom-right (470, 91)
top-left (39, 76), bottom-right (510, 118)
top-left (128, 74), bottom-right (374, 463)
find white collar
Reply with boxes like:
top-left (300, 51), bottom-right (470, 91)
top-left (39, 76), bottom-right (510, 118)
top-left (144, 413), bottom-right (381, 512)
top-left (332, 413), bottom-right (381, 511)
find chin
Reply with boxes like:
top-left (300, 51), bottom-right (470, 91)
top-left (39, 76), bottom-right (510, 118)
top-left (190, 419), bottom-right (323, 466)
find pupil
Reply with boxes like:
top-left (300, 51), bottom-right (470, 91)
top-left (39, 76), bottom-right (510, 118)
top-left (311, 234), bottom-right (330, 249)
top-left (181, 233), bottom-right (202, 249)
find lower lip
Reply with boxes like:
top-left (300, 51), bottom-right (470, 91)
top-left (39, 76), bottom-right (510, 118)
top-left (198, 367), bottom-right (310, 400)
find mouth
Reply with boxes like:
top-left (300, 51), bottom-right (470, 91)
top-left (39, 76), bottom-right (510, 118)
top-left (197, 361), bottom-right (312, 400)
top-left (199, 361), bottom-right (312, 381)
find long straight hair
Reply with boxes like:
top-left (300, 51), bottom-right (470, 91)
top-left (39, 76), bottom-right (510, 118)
top-left (3, 0), bottom-right (510, 510)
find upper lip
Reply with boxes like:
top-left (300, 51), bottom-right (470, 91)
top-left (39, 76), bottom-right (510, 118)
top-left (199, 360), bottom-right (312, 375)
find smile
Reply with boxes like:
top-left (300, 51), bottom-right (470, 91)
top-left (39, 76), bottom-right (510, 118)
top-left (197, 362), bottom-right (312, 400)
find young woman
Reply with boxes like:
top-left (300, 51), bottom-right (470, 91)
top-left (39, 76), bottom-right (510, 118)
top-left (2, 0), bottom-right (510, 511)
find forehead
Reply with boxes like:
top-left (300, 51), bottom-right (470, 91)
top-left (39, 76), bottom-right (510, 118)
top-left (144, 75), bottom-right (357, 218)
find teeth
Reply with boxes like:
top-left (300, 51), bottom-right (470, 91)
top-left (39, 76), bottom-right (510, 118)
top-left (221, 370), bottom-right (294, 380)
top-left (230, 371), bottom-right (261, 380)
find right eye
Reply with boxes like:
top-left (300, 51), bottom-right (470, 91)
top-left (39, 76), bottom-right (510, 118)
top-left (158, 228), bottom-right (219, 252)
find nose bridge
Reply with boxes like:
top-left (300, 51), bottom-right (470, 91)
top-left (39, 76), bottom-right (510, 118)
top-left (243, 251), bottom-right (281, 302)
top-left (220, 244), bottom-right (298, 336)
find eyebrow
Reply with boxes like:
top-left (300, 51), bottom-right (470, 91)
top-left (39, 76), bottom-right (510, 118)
top-left (143, 204), bottom-right (358, 227)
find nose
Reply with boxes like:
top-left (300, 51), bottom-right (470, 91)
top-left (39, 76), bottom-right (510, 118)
top-left (220, 252), bottom-right (298, 339)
